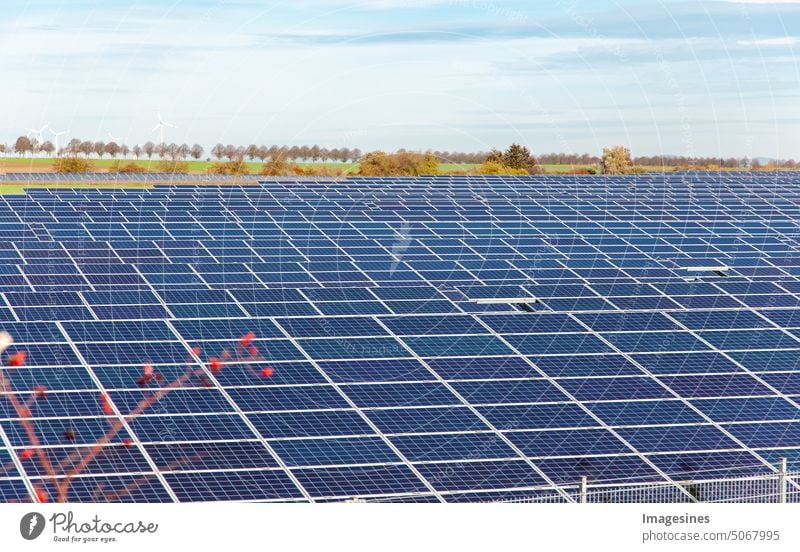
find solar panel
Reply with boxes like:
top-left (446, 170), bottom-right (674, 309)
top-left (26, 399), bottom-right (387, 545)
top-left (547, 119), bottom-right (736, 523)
top-left (3, 173), bottom-right (800, 503)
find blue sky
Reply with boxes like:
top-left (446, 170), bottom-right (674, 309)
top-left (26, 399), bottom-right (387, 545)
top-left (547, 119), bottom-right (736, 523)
top-left (1, 0), bottom-right (798, 158)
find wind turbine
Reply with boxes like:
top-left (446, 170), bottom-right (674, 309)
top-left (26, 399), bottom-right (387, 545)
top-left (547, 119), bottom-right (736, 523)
top-left (107, 132), bottom-right (124, 143)
top-left (50, 127), bottom-right (68, 153)
top-left (152, 113), bottom-right (175, 146)
top-left (26, 125), bottom-right (48, 145)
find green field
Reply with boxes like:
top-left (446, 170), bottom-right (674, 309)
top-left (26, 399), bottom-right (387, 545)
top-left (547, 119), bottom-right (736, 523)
top-left (0, 157), bottom-right (362, 174)
top-left (3, 157), bottom-right (760, 178)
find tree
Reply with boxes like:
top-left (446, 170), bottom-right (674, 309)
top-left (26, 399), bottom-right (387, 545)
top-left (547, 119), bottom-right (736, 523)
top-left (104, 142), bottom-right (121, 159)
top-left (497, 144), bottom-right (540, 174)
top-left (94, 141), bottom-right (106, 159)
top-left (120, 145), bottom-right (131, 158)
top-left (79, 141), bottom-right (94, 158)
top-left (143, 142), bottom-right (156, 160)
top-left (246, 144), bottom-right (258, 161)
top-left (132, 145), bottom-right (142, 159)
top-left (176, 143), bottom-right (190, 160)
top-left (211, 143), bottom-right (225, 161)
top-left (37, 141), bottom-right (55, 157)
top-left (14, 136), bottom-right (33, 157)
top-left (66, 139), bottom-right (82, 157)
top-left (155, 143), bottom-right (169, 159)
top-left (190, 144), bottom-right (204, 160)
top-left (601, 145), bottom-right (634, 175)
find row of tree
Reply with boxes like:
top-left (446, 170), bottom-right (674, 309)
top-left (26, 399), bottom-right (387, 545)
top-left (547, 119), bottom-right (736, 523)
top-left (6, 137), bottom-right (496, 165)
top-left (3, 137), bottom-right (798, 170)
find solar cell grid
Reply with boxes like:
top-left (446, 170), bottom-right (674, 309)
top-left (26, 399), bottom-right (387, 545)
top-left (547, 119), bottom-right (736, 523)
top-left (4, 173), bottom-right (800, 503)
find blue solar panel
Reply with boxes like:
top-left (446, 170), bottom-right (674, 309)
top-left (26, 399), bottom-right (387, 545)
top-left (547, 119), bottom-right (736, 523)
top-left (4, 173), bottom-right (800, 503)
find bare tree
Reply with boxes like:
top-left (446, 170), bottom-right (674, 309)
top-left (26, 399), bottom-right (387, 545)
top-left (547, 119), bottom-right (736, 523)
top-left (79, 141), bottom-right (94, 158)
top-left (104, 142), bottom-right (121, 159)
top-left (211, 143), bottom-right (225, 161)
top-left (190, 144), bottom-right (204, 160)
top-left (14, 136), bottom-right (33, 157)
top-left (39, 141), bottom-right (55, 157)
top-left (176, 143), bottom-right (190, 160)
top-left (143, 142), bottom-right (156, 160)
top-left (245, 144), bottom-right (258, 161)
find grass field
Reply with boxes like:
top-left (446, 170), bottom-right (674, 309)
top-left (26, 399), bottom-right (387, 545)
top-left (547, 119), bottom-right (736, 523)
top-left (1, 157), bottom-right (764, 177)
top-left (0, 157), bottom-right (364, 174)
top-left (2, 157), bottom-right (598, 175)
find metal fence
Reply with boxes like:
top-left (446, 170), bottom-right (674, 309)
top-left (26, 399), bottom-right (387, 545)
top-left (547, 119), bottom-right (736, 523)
top-left (495, 459), bottom-right (800, 504)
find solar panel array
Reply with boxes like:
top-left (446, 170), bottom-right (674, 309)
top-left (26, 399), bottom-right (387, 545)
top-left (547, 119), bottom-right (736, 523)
top-left (2, 173), bottom-right (800, 503)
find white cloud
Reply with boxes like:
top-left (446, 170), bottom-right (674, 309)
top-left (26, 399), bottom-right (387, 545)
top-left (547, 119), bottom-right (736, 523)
top-left (736, 36), bottom-right (800, 46)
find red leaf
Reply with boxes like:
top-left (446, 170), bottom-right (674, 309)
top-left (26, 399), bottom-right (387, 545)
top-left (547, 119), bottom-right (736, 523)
top-left (240, 332), bottom-right (256, 347)
top-left (260, 367), bottom-right (275, 378)
top-left (190, 346), bottom-right (202, 357)
top-left (99, 394), bottom-right (113, 414)
top-left (20, 449), bottom-right (34, 460)
top-left (248, 346), bottom-right (259, 357)
top-left (8, 351), bottom-right (26, 367)
top-left (122, 438), bottom-right (133, 447)
top-left (63, 429), bottom-right (76, 442)
top-left (35, 487), bottom-right (49, 503)
top-left (209, 357), bottom-right (222, 373)
top-left (34, 385), bottom-right (47, 399)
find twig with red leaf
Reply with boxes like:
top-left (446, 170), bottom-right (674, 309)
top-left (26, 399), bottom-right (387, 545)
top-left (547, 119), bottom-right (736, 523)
top-left (0, 330), bottom-right (275, 503)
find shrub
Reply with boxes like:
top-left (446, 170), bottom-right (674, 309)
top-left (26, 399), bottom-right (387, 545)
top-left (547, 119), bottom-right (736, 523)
top-left (259, 159), bottom-right (297, 176)
top-left (600, 145), bottom-right (634, 175)
top-left (52, 156), bottom-right (94, 173)
top-left (155, 160), bottom-right (189, 174)
top-left (358, 151), bottom-right (439, 176)
top-left (476, 160), bottom-right (528, 175)
top-left (297, 165), bottom-right (345, 177)
top-left (108, 161), bottom-right (146, 174)
top-left (208, 159), bottom-right (251, 176)
top-left (485, 144), bottom-right (541, 174)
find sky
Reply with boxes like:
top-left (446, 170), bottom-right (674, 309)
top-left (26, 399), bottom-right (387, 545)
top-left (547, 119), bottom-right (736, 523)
top-left (1, 0), bottom-right (799, 158)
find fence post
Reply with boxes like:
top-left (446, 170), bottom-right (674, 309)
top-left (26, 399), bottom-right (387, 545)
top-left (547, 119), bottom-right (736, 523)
top-left (580, 476), bottom-right (587, 504)
top-left (779, 457), bottom-right (787, 504)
